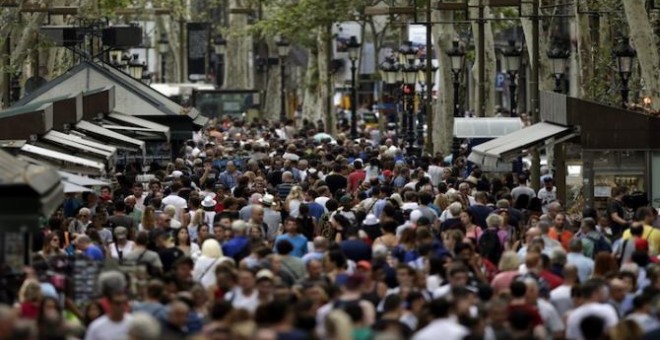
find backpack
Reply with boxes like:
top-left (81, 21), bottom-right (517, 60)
top-left (586, 235), bottom-right (612, 258)
top-left (478, 228), bottom-right (503, 265)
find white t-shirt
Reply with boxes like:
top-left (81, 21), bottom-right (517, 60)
top-left (162, 194), bottom-right (187, 221)
top-left (109, 241), bottom-right (135, 260)
top-left (565, 302), bottom-right (618, 340)
top-left (550, 285), bottom-right (574, 317)
top-left (538, 298), bottom-right (565, 336)
top-left (227, 287), bottom-right (259, 314)
top-left (538, 187), bottom-right (558, 213)
top-left (84, 315), bottom-right (133, 340)
top-left (413, 318), bottom-right (469, 340)
top-left (428, 165), bottom-right (443, 187)
top-left (315, 197), bottom-right (330, 212)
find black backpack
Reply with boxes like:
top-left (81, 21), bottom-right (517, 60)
top-left (586, 235), bottom-right (612, 258)
top-left (478, 228), bottom-right (503, 265)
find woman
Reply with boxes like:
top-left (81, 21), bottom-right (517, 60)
top-left (175, 227), bottom-right (201, 259)
top-left (330, 214), bottom-right (352, 242)
top-left (491, 251), bottom-right (521, 295)
top-left (426, 256), bottom-right (449, 291)
top-left (593, 252), bottom-right (618, 279)
top-left (139, 206), bottom-right (157, 231)
top-left (108, 226), bottom-right (135, 261)
top-left (36, 296), bottom-right (68, 339)
top-left (17, 279), bottom-right (42, 319)
top-left (37, 233), bottom-right (66, 260)
top-left (296, 204), bottom-right (316, 241)
top-left (460, 210), bottom-right (483, 242)
top-left (442, 229), bottom-right (465, 257)
top-left (392, 228), bottom-right (418, 265)
top-left (285, 186), bottom-right (304, 219)
top-left (372, 221), bottom-right (398, 250)
top-left (233, 176), bottom-right (251, 200)
top-left (68, 208), bottom-right (92, 235)
top-left (193, 239), bottom-right (226, 288)
top-left (182, 196), bottom-right (201, 228)
top-left (188, 209), bottom-right (205, 243)
top-left (197, 224), bottom-right (211, 248)
top-left (83, 301), bottom-right (104, 327)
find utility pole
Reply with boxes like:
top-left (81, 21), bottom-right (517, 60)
top-left (425, 0), bottom-right (433, 154)
top-left (530, 0), bottom-right (541, 190)
top-left (179, 0), bottom-right (186, 82)
top-left (2, 37), bottom-right (9, 109)
top-left (477, 0), bottom-right (485, 117)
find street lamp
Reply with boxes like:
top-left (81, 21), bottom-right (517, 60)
top-left (213, 34), bottom-right (227, 88)
top-left (128, 54), bottom-right (144, 80)
top-left (400, 41), bottom-right (418, 155)
top-left (141, 64), bottom-right (152, 85)
top-left (613, 37), bottom-right (636, 108)
top-left (276, 36), bottom-right (291, 121)
top-left (417, 58), bottom-right (437, 149)
top-left (158, 34), bottom-right (169, 83)
top-left (502, 39), bottom-right (522, 116)
top-left (380, 56), bottom-right (400, 134)
top-left (446, 40), bottom-right (465, 117)
top-left (347, 35), bottom-right (361, 140)
top-left (120, 52), bottom-right (131, 73)
top-left (547, 42), bottom-right (570, 93)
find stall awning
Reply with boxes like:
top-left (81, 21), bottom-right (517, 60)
top-left (63, 181), bottom-right (93, 193)
top-left (193, 114), bottom-right (209, 127)
top-left (75, 120), bottom-right (145, 154)
top-left (106, 112), bottom-right (171, 142)
top-left (468, 122), bottom-right (577, 169)
top-left (19, 144), bottom-right (106, 176)
top-left (453, 118), bottom-right (523, 139)
top-left (42, 131), bottom-right (115, 162)
top-left (58, 171), bottom-right (109, 186)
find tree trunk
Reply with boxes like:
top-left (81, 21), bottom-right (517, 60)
top-left (262, 39), bottom-right (282, 121)
top-left (469, 1), bottom-right (497, 116)
top-left (574, 1), bottom-right (593, 98)
top-left (622, 0), bottom-right (660, 110)
top-left (431, 10), bottom-right (456, 156)
top-left (224, 0), bottom-right (251, 90)
top-left (302, 42), bottom-right (321, 125)
top-left (520, 1), bottom-right (554, 92)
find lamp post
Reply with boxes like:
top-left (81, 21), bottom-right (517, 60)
top-left (128, 54), bottom-right (144, 80)
top-left (547, 42), bottom-right (570, 93)
top-left (347, 36), bottom-right (361, 140)
top-left (380, 56), bottom-right (400, 135)
top-left (276, 36), bottom-right (291, 122)
top-left (158, 34), bottom-right (168, 83)
top-left (417, 58), bottom-right (437, 150)
top-left (502, 40), bottom-right (522, 117)
top-left (446, 40), bottom-right (465, 118)
top-left (613, 37), bottom-right (636, 108)
top-left (400, 41), bottom-right (418, 155)
top-left (213, 34), bottom-right (227, 88)
top-left (141, 64), bottom-right (152, 85)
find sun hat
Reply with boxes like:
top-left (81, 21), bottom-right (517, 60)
top-left (201, 195), bottom-right (217, 208)
top-left (259, 194), bottom-right (275, 206)
top-left (362, 214), bottom-right (380, 226)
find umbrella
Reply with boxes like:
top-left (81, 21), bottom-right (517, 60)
top-left (58, 171), bottom-right (109, 186)
top-left (63, 181), bottom-right (93, 193)
top-left (313, 133), bottom-right (334, 142)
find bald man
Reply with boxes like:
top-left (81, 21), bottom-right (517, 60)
top-left (162, 300), bottom-right (190, 339)
top-left (550, 264), bottom-right (579, 317)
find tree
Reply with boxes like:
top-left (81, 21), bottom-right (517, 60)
top-left (224, 0), bottom-right (252, 90)
top-left (431, 10), bottom-right (456, 155)
top-left (469, 0), bottom-right (497, 117)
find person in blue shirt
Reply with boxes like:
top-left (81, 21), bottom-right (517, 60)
top-left (273, 217), bottom-right (308, 258)
top-left (75, 234), bottom-right (104, 261)
top-left (222, 220), bottom-right (251, 262)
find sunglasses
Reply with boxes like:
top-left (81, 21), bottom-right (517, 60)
top-left (51, 239), bottom-right (59, 242)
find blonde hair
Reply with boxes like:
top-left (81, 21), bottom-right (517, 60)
top-left (486, 214), bottom-right (503, 228)
top-left (19, 279), bottom-right (42, 303)
top-left (164, 205), bottom-right (177, 218)
top-left (141, 206), bottom-right (156, 229)
top-left (191, 209), bottom-right (204, 226)
top-left (498, 251), bottom-right (520, 271)
top-left (325, 310), bottom-right (354, 340)
top-left (286, 186), bottom-right (304, 202)
top-left (201, 239), bottom-right (223, 258)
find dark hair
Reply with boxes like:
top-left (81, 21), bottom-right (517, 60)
top-left (210, 300), bottom-right (233, 321)
top-left (325, 199), bottom-right (339, 212)
top-left (276, 239), bottom-right (294, 255)
top-left (135, 231), bottom-right (149, 246)
top-left (327, 250), bottom-right (347, 269)
top-left (380, 221), bottom-right (398, 234)
top-left (510, 281), bottom-right (527, 298)
top-left (332, 214), bottom-right (351, 230)
top-left (428, 298), bottom-right (452, 319)
top-left (419, 191), bottom-right (433, 205)
top-left (113, 200), bottom-right (126, 212)
top-left (580, 315), bottom-right (605, 340)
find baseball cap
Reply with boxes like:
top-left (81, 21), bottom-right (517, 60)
top-left (382, 170), bottom-right (393, 177)
top-left (356, 260), bottom-right (372, 270)
top-left (256, 269), bottom-right (275, 282)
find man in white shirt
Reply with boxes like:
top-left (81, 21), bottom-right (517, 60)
top-left (538, 177), bottom-right (558, 214)
top-left (413, 298), bottom-right (469, 340)
top-left (511, 174), bottom-right (537, 201)
top-left (427, 157), bottom-right (444, 187)
top-left (565, 279), bottom-right (619, 340)
top-left (161, 182), bottom-right (187, 222)
top-left (550, 264), bottom-right (579, 317)
top-left (85, 292), bottom-right (133, 340)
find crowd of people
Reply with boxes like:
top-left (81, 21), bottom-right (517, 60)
top-left (2, 118), bottom-right (660, 340)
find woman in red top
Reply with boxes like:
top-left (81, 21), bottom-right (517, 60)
top-left (18, 279), bottom-right (42, 320)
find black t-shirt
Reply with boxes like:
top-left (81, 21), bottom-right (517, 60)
top-left (157, 247), bottom-right (184, 273)
top-left (607, 200), bottom-right (626, 236)
top-left (324, 174), bottom-right (347, 197)
top-left (372, 319), bottom-right (413, 339)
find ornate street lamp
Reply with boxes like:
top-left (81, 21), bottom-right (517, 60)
top-left (502, 39), bottom-right (522, 116)
top-left (613, 37), bottom-right (636, 108)
top-left (276, 36), bottom-right (291, 121)
top-left (446, 40), bottom-right (465, 118)
top-left (158, 34), bottom-right (169, 82)
top-left (399, 41), bottom-right (418, 155)
top-left (547, 42), bottom-right (570, 93)
top-left (128, 54), bottom-right (144, 80)
top-left (346, 36), bottom-right (362, 140)
top-left (380, 56), bottom-right (400, 133)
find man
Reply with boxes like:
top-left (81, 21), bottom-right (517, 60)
top-left (239, 193), bottom-right (263, 222)
top-left (125, 232), bottom-right (163, 275)
top-left (539, 220), bottom-right (563, 251)
top-left (155, 230), bottom-right (184, 273)
top-left (622, 207), bottom-right (660, 255)
top-left (607, 186), bottom-right (629, 237)
top-left (248, 205), bottom-right (269, 237)
top-left (107, 200), bottom-right (134, 232)
top-left (314, 186), bottom-right (332, 211)
top-left (273, 217), bottom-right (308, 258)
top-left (347, 159), bottom-right (366, 194)
top-left (415, 191), bottom-right (439, 228)
top-left (324, 164), bottom-right (347, 197)
top-left (427, 157), bottom-right (444, 187)
top-left (412, 298), bottom-right (468, 340)
top-left (524, 277), bottom-right (565, 339)
top-left (538, 177), bottom-right (557, 214)
top-left (339, 228), bottom-right (371, 262)
top-left (161, 182), bottom-right (187, 222)
top-left (275, 240), bottom-right (306, 281)
top-left (276, 171), bottom-right (296, 199)
top-left (132, 280), bottom-right (167, 319)
top-left (85, 291), bottom-right (133, 340)
top-left (467, 191), bottom-right (493, 229)
top-left (124, 195), bottom-right (142, 229)
top-left (432, 263), bottom-right (470, 299)
top-left (578, 217), bottom-right (612, 258)
top-left (549, 213), bottom-right (573, 250)
top-left (76, 235), bottom-right (104, 261)
top-left (565, 279), bottom-right (619, 340)
top-left (550, 264), bottom-right (579, 317)
top-left (260, 194), bottom-right (282, 242)
top-left (457, 182), bottom-right (476, 206)
top-left (222, 220), bottom-right (251, 262)
top-left (303, 189), bottom-right (325, 222)
top-left (315, 274), bottom-right (376, 337)
top-left (217, 161), bottom-right (242, 190)
top-left (161, 299), bottom-right (191, 340)
top-left (132, 182), bottom-right (147, 211)
top-left (302, 237), bottom-right (328, 264)
top-left (608, 278), bottom-right (634, 317)
top-left (511, 174), bottom-right (536, 201)
top-left (626, 293), bottom-right (660, 332)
